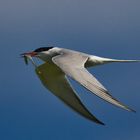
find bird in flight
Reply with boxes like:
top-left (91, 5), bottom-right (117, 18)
top-left (21, 47), bottom-right (140, 125)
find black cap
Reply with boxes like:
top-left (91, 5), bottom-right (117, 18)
top-left (34, 47), bottom-right (54, 52)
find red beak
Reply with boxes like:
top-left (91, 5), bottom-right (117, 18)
top-left (21, 51), bottom-right (37, 57)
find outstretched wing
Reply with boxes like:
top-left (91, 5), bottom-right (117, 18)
top-left (35, 62), bottom-right (104, 125)
top-left (52, 51), bottom-right (135, 112)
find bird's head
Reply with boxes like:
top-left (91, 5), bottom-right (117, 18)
top-left (21, 47), bottom-right (55, 57)
top-left (21, 47), bottom-right (61, 65)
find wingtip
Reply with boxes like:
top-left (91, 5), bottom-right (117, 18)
top-left (124, 105), bottom-right (136, 113)
top-left (98, 121), bottom-right (105, 126)
top-left (93, 119), bottom-right (105, 126)
top-left (128, 108), bottom-right (136, 113)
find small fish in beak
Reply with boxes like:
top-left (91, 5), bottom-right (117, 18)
top-left (23, 55), bottom-right (29, 65)
top-left (21, 52), bottom-right (37, 67)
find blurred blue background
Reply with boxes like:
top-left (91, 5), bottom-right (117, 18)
top-left (0, 0), bottom-right (140, 139)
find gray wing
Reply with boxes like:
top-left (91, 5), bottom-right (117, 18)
top-left (35, 62), bottom-right (104, 125)
top-left (52, 51), bottom-right (135, 112)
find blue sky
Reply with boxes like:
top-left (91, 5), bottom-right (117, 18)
top-left (0, 0), bottom-right (140, 139)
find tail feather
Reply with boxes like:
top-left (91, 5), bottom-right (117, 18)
top-left (110, 59), bottom-right (140, 63)
top-left (87, 56), bottom-right (140, 67)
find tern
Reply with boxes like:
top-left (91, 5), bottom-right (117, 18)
top-left (21, 47), bottom-right (140, 125)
